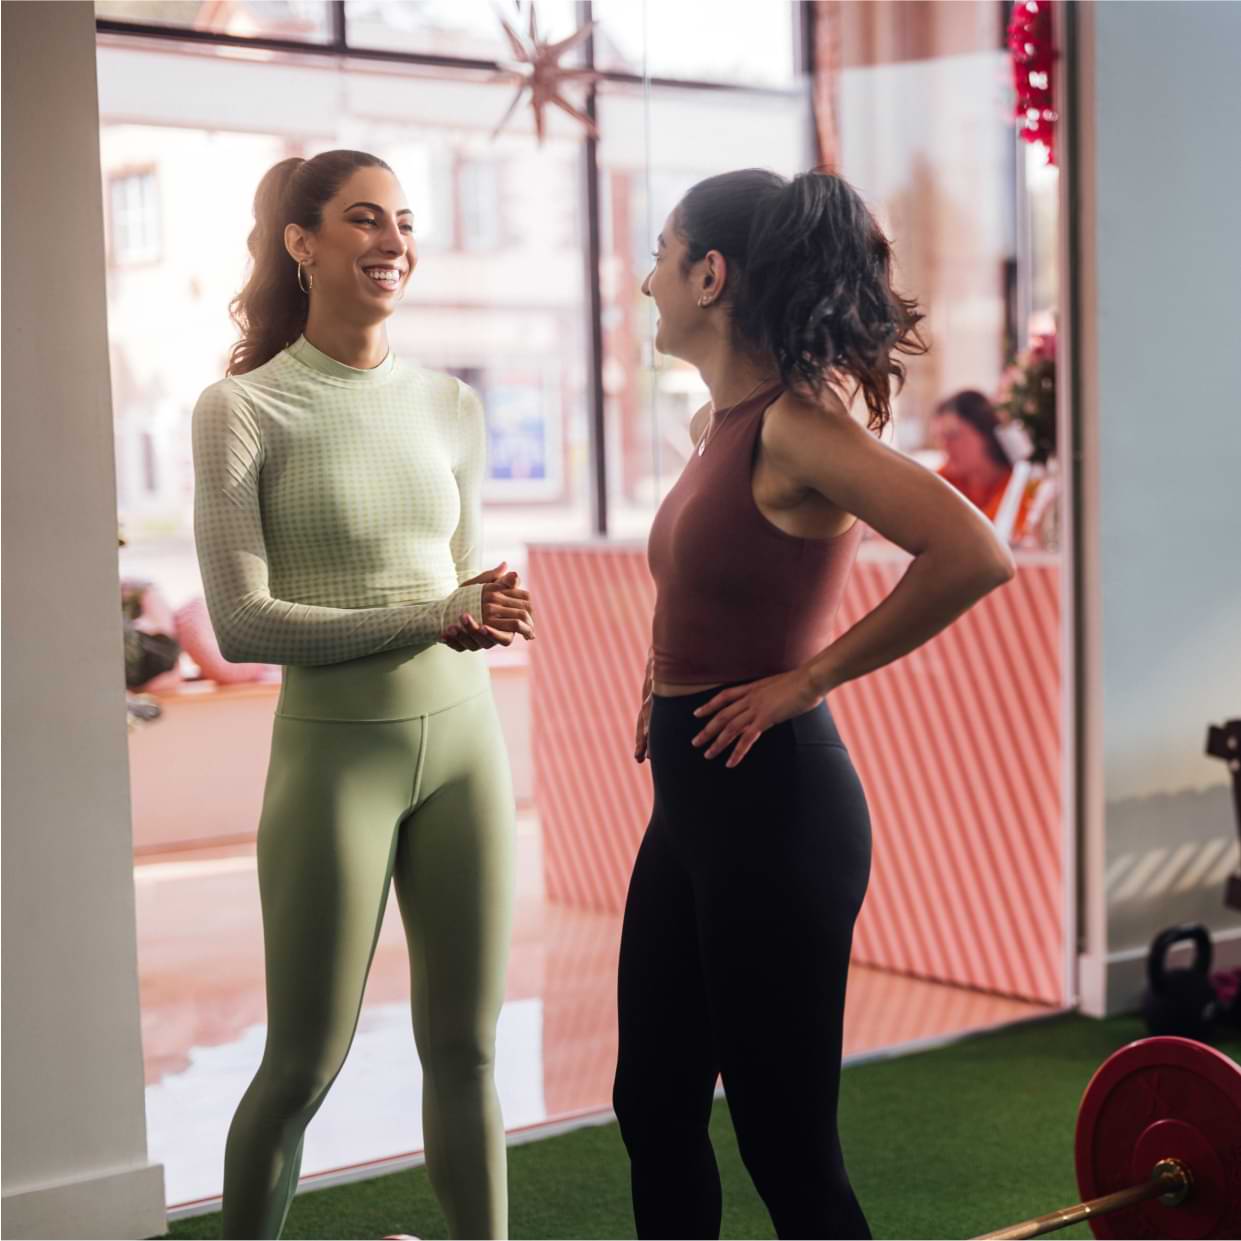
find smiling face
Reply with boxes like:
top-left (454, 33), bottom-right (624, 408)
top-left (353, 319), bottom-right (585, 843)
top-left (285, 166), bottom-right (416, 325)
top-left (641, 209), bottom-right (720, 363)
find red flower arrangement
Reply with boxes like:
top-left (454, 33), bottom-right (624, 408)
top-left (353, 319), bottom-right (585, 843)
top-left (1008, 0), bottom-right (1058, 165)
top-left (996, 331), bottom-right (1057, 465)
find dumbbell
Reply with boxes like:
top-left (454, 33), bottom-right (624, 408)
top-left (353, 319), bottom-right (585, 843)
top-left (974, 1036), bottom-right (1241, 1239)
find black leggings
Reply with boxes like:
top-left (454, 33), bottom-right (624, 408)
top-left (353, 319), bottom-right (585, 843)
top-left (613, 686), bottom-right (873, 1240)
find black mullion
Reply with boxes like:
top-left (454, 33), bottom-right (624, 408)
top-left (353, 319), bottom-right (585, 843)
top-left (795, 0), bottom-right (818, 170)
top-left (1061, 0), bottom-right (1087, 958)
top-left (331, 0), bottom-right (346, 53)
top-left (793, 0), bottom-right (813, 79)
top-left (579, 0), bottom-right (608, 538)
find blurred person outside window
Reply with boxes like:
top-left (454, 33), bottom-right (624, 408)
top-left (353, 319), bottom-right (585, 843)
top-left (119, 529), bottom-right (181, 725)
top-left (930, 389), bottom-right (1035, 542)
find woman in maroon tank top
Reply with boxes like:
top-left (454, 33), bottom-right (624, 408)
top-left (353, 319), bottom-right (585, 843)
top-left (612, 169), bottom-right (1016, 1240)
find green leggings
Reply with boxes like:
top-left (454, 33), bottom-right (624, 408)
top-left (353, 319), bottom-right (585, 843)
top-left (221, 646), bottom-right (516, 1239)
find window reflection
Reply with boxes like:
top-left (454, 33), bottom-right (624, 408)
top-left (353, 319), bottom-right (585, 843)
top-left (591, 0), bottom-right (796, 86)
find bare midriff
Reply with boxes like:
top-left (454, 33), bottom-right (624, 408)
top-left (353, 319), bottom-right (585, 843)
top-left (652, 678), bottom-right (726, 698)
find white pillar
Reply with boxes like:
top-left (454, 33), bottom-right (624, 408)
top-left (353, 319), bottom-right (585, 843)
top-left (1, 3), bottom-right (166, 1236)
top-left (1074, 0), bottom-right (1241, 1015)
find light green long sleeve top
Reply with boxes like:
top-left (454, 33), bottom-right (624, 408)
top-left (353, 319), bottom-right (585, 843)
top-left (191, 334), bottom-right (488, 667)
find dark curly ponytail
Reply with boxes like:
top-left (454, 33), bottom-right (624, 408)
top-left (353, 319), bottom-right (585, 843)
top-left (676, 168), bottom-right (927, 435)
top-left (227, 149), bottom-right (393, 376)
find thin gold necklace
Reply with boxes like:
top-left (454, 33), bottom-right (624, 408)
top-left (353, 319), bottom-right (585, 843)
top-left (697, 375), bottom-right (778, 457)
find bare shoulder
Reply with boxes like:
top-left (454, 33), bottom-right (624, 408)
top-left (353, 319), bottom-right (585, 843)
top-left (689, 400), bottom-right (712, 446)
top-left (763, 386), bottom-right (868, 467)
top-left (762, 384), bottom-right (1004, 558)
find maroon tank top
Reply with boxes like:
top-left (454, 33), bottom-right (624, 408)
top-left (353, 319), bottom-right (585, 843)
top-left (647, 381), bottom-right (863, 685)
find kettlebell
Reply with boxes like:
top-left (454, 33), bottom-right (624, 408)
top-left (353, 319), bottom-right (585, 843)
top-left (1142, 923), bottom-right (1218, 1039)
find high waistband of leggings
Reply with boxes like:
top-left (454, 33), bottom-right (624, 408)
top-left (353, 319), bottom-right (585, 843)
top-left (650, 681), bottom-right (846, 750)
top-left (277, 641), bottom-right (491, 723)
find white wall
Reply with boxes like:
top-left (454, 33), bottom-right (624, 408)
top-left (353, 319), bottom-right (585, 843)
top-left (1, 3), bottom-right (166, 1236)
top-left (1077, 0), bottom-right (1241, 1014)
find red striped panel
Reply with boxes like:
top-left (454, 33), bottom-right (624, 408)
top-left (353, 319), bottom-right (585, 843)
top-left (529, 547), bottom-right (657, 914)
top-left (528, 546), bottom-right (1064, 1005)
top-left (832, 556), bottom-right (1064, 1004)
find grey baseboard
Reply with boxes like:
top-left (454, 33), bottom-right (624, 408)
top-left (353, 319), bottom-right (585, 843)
top-left (2, 1161), bottom-right (166, 1240)
top-left (1079, 923), bottom-right (1241, 1017)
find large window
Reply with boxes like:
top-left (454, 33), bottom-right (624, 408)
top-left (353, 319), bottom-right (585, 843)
top-left (99, 0), bottom-right (812, 595)
top-left (100, 63), bottom-right (596, 601)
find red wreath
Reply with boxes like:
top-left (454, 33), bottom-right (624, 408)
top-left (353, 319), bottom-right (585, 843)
top-left (1008, 0), bottom-right (1058, 165)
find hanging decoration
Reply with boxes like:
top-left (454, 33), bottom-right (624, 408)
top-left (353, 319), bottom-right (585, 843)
top-left (490, 2), bottom-right (603, 145)
top-left (1007, 0), bottom-right (1058, 165)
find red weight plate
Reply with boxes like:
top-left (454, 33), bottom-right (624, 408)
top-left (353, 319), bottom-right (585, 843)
top-left (1075, 1037), bottom-right (1241, 1240)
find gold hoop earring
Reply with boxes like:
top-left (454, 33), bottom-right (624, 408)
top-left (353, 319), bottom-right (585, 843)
top-left (697, 295), bottom-right (709, 308)
top-left (297, 261), bottom-right (313, 294)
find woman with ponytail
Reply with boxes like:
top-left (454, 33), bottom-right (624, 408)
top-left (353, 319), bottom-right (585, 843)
top-left (192, 150), bottom-right (533, 1239)
top-left (614, 168), bottom-right (1015, 1239)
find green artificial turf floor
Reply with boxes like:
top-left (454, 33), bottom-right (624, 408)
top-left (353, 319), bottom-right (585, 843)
top-left (159, 1013), bottom-right (1241, 1240)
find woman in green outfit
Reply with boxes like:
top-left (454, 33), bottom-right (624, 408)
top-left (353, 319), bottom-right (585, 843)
top-left (192, 149), bottom-right (534, 1240)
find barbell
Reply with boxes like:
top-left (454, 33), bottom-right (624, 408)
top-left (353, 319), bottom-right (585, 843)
top-left (974, 1036), bottom-right (1241, 1239)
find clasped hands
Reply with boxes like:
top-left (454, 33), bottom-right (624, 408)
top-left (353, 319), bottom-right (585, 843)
top-left (440, 561), bottom-right (535, 651)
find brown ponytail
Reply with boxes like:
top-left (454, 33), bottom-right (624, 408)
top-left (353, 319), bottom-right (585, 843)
top-left (676, 168), bottom-right (928, 436)
top-left (226, 149), bottom-right (393, 375)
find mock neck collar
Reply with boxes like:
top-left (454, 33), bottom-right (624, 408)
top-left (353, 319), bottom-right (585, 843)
top-left (286, 334), bottom-right (396, 385)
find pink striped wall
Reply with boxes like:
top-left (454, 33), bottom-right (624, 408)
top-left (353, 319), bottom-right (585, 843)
top-left (527, 543), bottom-right (1064, 1006)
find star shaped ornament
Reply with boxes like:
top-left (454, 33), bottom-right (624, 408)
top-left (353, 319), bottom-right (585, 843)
top-left (491, 3), bottom-right (604, 144)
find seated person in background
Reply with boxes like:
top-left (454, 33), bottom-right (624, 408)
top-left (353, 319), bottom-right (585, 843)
top-left (121, 577), bottom-right (181, 691)
top-left (930, 389), bottom-right (1033, 539)
top-left (121, 576), bottom-right (181, 728)
top-left (118, 533), bottom-right (276, 689)
top-left (171, 594), bottom-right (279, 686)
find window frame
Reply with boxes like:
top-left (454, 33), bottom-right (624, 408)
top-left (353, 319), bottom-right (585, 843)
top-left (94, 0), bottom-right (811, 535)
top-left (107, 164), bottom-right (163, 268)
